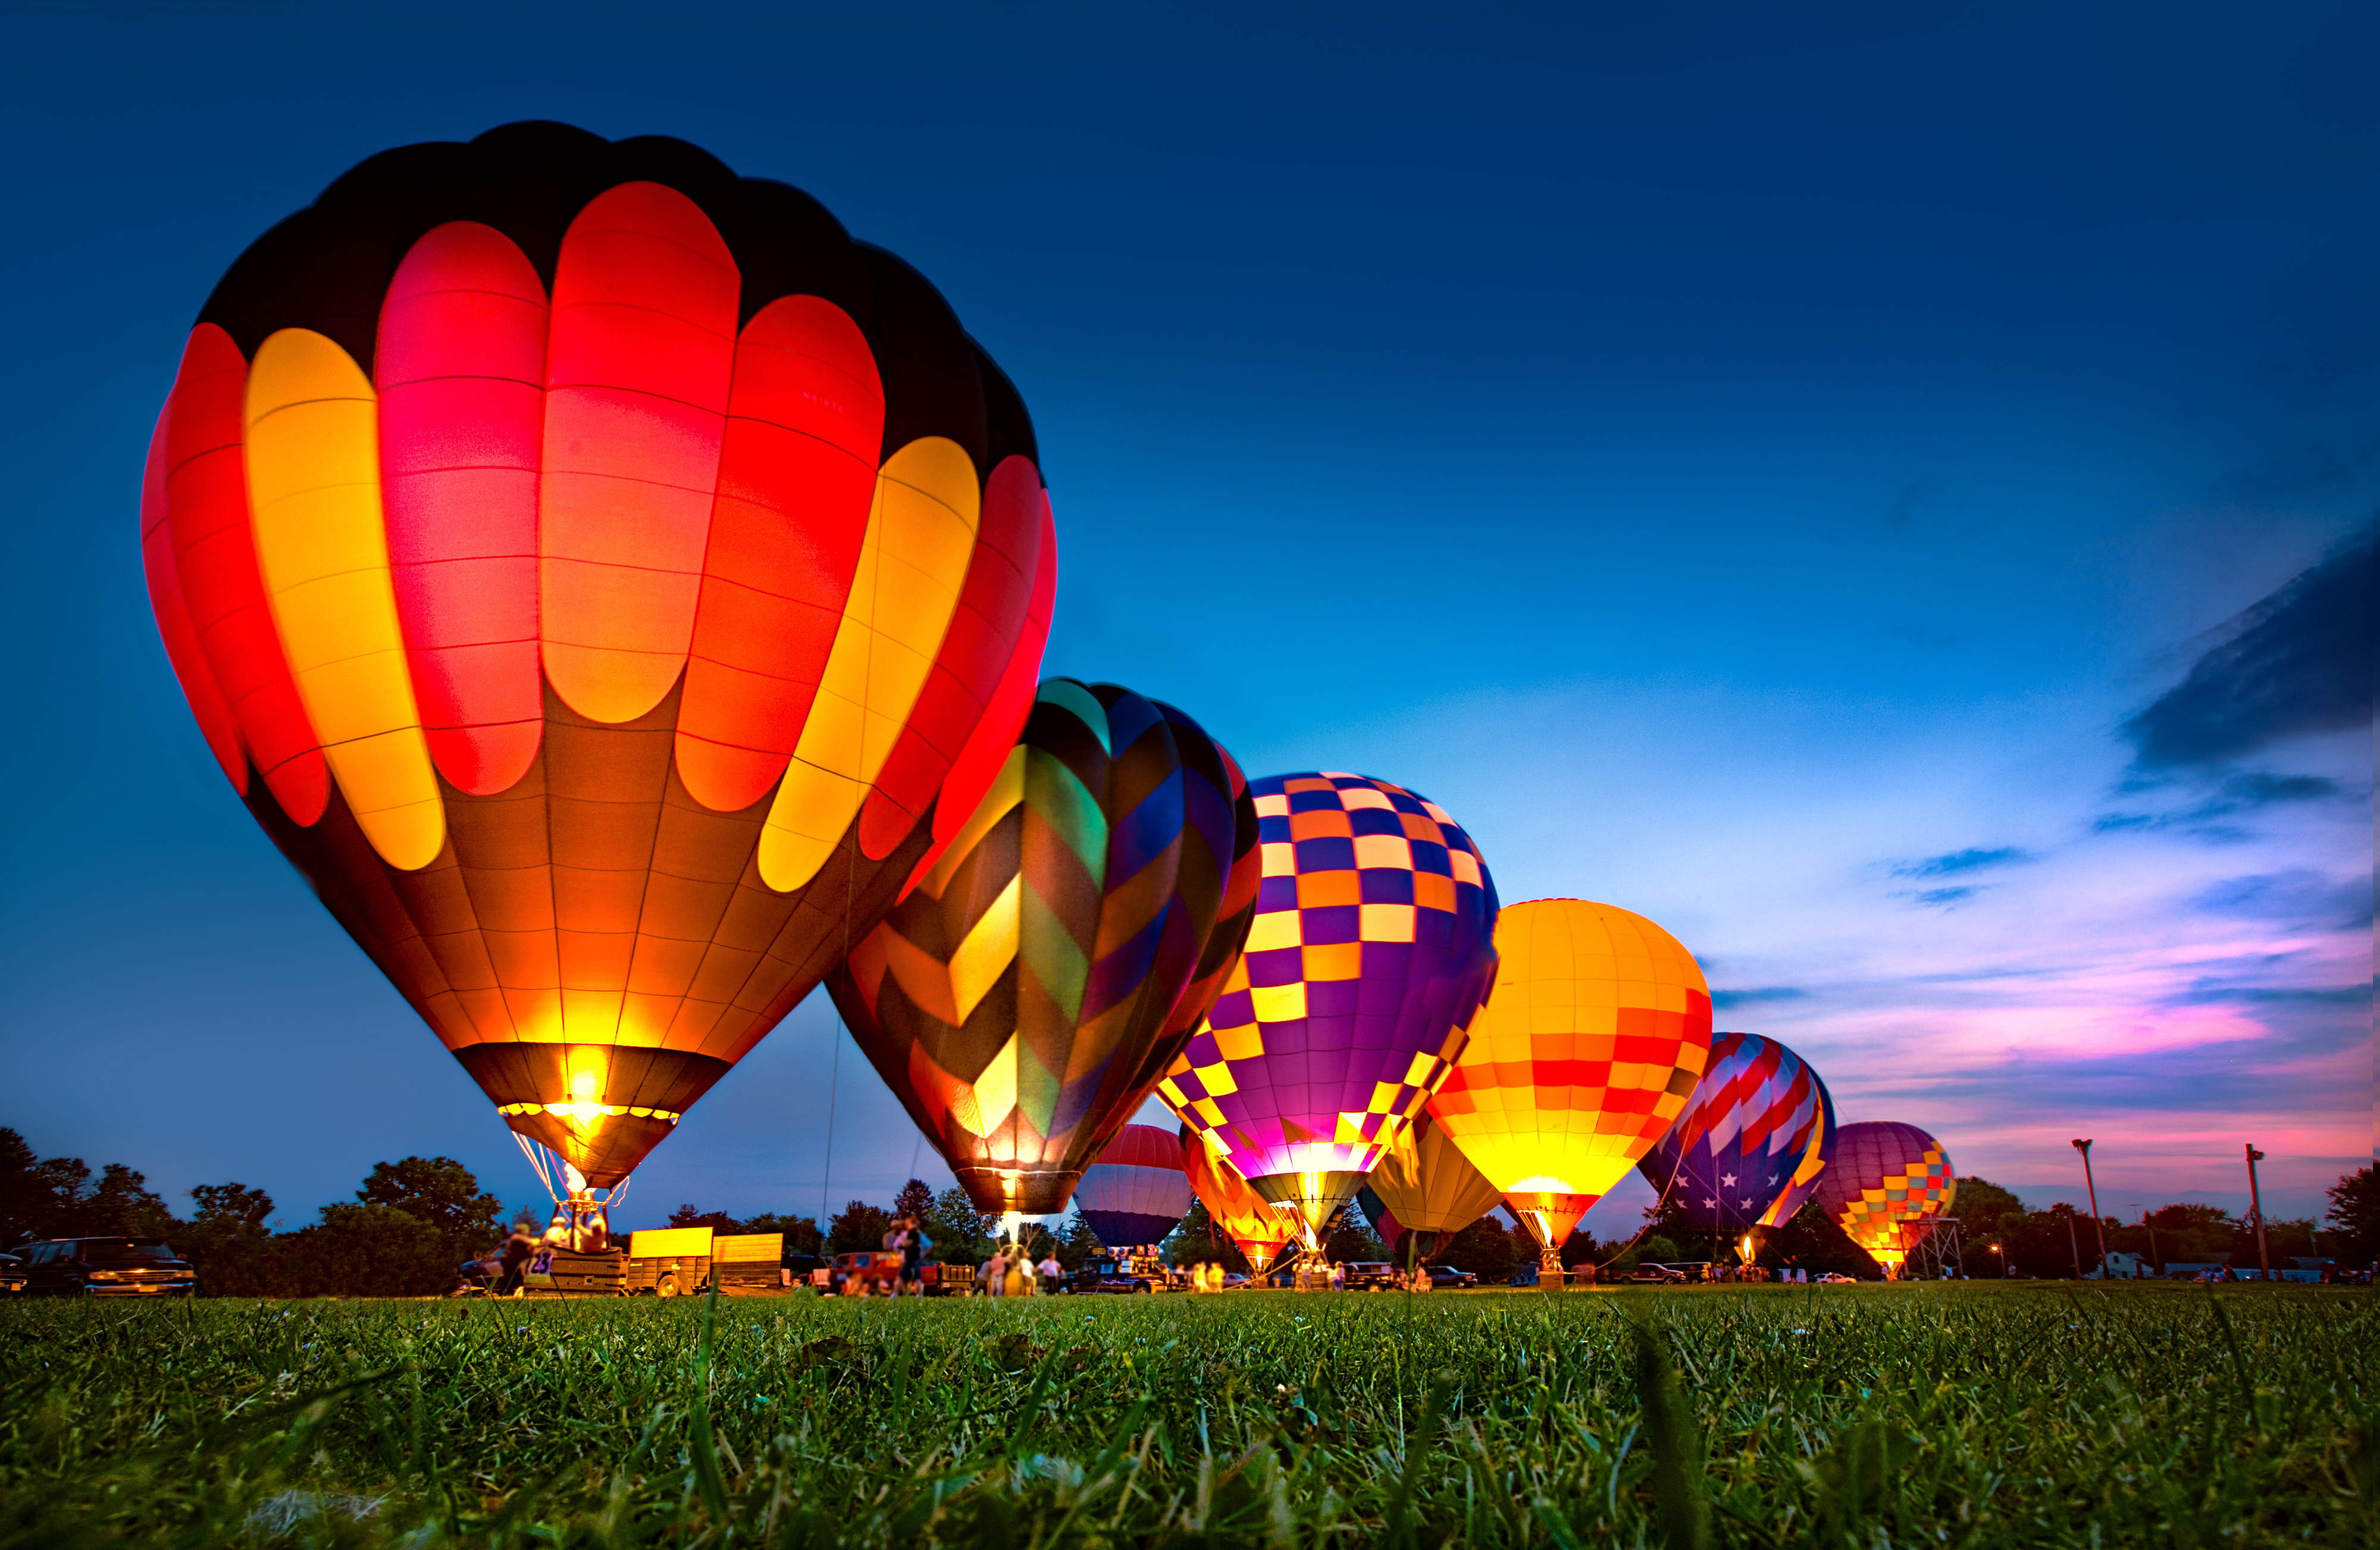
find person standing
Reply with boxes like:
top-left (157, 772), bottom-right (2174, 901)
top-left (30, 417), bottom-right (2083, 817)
top-left (897, 1214), bottom-right (929, 1297)
top-left (1003, 1243), bottom-right (1025, 1298)
top-left (493, 1219), bottom-right (540, 1297)
top-left (1038, 1247), bottom-right (1062, 1292)
top-left (985, 1244), bottom-right (1009, 1297)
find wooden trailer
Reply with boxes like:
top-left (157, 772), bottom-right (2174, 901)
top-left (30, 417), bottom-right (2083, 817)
top-left (625, 1226), bottom-right (713, 1296)
top-left (518, 1245), bottom-right (627, 1298)
top-left (624, 1229), bottom-right (791, 1295)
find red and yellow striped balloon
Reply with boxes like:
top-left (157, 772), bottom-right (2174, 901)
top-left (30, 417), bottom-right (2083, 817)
top-left (141, 124), bottom-right (1055, 1185)
top-left (1429, 899), bottom-right (1712, 1264)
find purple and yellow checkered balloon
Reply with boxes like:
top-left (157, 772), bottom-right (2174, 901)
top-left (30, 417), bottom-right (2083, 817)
top-left (1157, 772), bottom-right (1498, 1242)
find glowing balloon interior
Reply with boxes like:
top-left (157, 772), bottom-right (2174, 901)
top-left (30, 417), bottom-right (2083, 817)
top-left (142, 123), bottom-right (1056, 1185)
top-left (1430, 898), bottom-right (1712, 1261)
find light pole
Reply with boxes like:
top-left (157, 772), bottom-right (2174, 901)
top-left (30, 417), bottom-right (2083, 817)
top-left (2066, 1211), bottom-right (2081, 1279)
top-left (2131, 1204), bottom-right (2160, 1277)
top-left (2244, 1144), bottom-right (2271, 1279)
top-left (2071, 1138), bottom-right (2107, 1276)
top-left (1988, 1241), bottom-right (2003, 1279)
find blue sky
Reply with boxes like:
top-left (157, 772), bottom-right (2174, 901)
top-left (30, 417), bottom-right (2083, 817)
top-left (1, 2), bottom-right (2370, 1233)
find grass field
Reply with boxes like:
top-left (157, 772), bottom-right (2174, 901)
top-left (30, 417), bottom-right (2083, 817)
top-left (0, 1282), bottom-right (2370, 1547)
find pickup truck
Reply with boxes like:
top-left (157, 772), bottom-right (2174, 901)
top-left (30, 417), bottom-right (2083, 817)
top-left (1067, 1254), bottom-right (1166, 1294)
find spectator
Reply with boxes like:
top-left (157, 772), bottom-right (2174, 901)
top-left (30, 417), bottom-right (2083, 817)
top-left (1038, 1247), bottom-right (1062, 1290)
top-left (492, 1219), bottom-right (539, 1297)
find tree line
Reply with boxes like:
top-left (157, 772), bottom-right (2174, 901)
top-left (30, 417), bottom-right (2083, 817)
top-left (1, 1128), bottom-right (505, 1297)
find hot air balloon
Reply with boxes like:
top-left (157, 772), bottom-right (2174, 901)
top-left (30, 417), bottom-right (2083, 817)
top-left (140, 124), bottom-right (1058, 1217)
top-left (1358, 1111), bottom-right (1505, 1262)
top-left (1179, 1125), bottom-right (1297, 1276)
top-left (1810, 1120), bottom-right (1956, 1278)
top-left (1429, 898), bottom-right (1712, 1277)
top-left (826, 681), bottom-right (1261, 1219)
top-left (1637, 1032), bottom-right (1836, 1246)
top-left (1157, 773), bottom-right (1498, 1260)
top-left (1071, 1123), bottom-right (1195, 1250)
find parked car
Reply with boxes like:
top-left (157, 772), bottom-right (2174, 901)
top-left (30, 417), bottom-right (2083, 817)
top-left (12, 1238), bottom-right (198, 1297)
top-left (1815, 1272), bottom-right (1857, 1285)
top-left (1633, 1261), bottom-right (1689, 1283)
top-left (1068, 1254), bottom-right (1164, 1294)
top-left (1342, 1261), bottom-right (1399, 1290)
top-left (0, 1250), bottom-right (25, 1295)
top-left (1426, 1264), bottom-right (1479, 1289)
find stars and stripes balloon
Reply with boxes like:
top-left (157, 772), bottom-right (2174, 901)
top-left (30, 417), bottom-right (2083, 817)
top-left (1157, 773), bottom-right (1499, 1249)
top-left (141, 123), bottom-right (1056, 1186)
top-left (1070, 1123), bottom-right (1195, 1249)
top-left (1430, 898), bottom-right (1712, 1266)
top-left (827, 681), bottom-right (1261, 1215)
top-left (1811, 1120), bottom-right (1957, 1277)
top-left (1637, 1031), bottom-right (1836, 1234)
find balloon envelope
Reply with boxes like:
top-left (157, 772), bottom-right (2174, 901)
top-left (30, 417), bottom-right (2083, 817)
top-left (829, 681), bottom-right (1261, 1213)
top-left (1363, 1110), bottom-right (1504, 1256)
top-left (1072, 1123), bottom-right (1194, 1248)
top-left (1809, 1120), bottom-right (1957, 1274)
top-left (1179, 1125), bottom-right (1297, 1275)
top-left (1158, 772), bottom-right (1498, 1244)
top-left (1430, 899), bottom-right (1713, 1254)
top-left (1637, 1031), bottom-right (1836, 1232)
top-left (142, 123), bottom-right (1055, 1185)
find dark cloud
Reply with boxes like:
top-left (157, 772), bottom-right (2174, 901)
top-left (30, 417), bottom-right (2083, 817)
top-left (1911, 885), bottom-right (1976, 907)
top-left (2093, 770), bottom-right (2346, 839)
top-left (1710, 987), bottom-right (1807, 1010)
top-left (2187, 870), bottom-right (2375, 931)
top-left (1894, 846), bottom-right (2031, 879)
top-left (2123, 523), bottom-right (2376, 769)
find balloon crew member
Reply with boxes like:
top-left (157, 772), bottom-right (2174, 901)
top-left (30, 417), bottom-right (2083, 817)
top-left (493, 1219), bottom-right (540, 1297)
top-left (900, 1216), bottom-right (930, 1297)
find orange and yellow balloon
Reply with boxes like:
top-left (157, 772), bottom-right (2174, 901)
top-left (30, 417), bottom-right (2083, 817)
top-left (1428, 898), bottom-right (1712, 1267)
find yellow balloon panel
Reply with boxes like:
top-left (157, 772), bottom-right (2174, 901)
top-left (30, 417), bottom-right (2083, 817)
top-left (243, 329), bottom-right (443, 869)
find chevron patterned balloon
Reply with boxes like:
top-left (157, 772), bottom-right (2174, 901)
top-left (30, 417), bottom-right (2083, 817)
top-left (827, 680), bottom-right (1260, 1214)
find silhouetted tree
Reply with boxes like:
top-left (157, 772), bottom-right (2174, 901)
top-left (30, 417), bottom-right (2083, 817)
top-left (2325, 1165), bottom-right (2376, 1268)
top-left (828, 1199), bottom-right (892, 1253)
top-left (355, 1157), bottom-right (502, 1262)
top-left (666, 1204), bottom-right (743, 1234)
top-left (892, 1178), bottom-right (935, 1222)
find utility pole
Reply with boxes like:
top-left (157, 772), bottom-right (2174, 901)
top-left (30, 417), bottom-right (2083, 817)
top-left (2071, 1138), bottom-right (2107, 1275)
top-left (2133, 1204), bottom-right (2160, 1276)
top-left (2244, 1144), bottom-right (2271, 1279)
top-left (2066, 1211), bottom-right (2081, 1279)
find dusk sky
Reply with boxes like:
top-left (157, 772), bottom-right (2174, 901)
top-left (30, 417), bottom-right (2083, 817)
top-left (2, 4), bottom-right (2370, 1236)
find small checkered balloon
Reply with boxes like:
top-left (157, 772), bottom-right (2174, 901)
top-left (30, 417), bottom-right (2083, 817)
top-left (1811, 1120), bottom-right (1957, 1274)
top-left (1639, 1031), bottom-right (1837, 1233)
top-left (1157, 772), bottom-right (1499, 1242)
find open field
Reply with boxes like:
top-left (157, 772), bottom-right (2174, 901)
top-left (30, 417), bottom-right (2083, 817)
top-left (0, 1282), bottom-right (2369, 1547)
